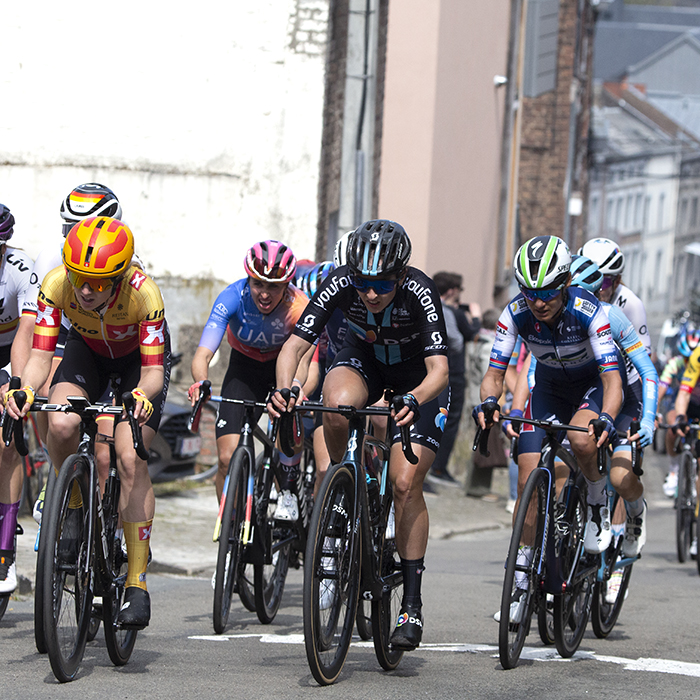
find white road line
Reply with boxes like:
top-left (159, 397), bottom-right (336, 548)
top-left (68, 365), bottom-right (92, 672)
top-left (188, 634), bottom-right (700, 677)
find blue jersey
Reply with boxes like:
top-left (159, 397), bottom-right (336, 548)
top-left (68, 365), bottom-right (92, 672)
top-left (490, 287), bottom-right (618, 385)
top-left (198, 278), bottom-right (308, 362)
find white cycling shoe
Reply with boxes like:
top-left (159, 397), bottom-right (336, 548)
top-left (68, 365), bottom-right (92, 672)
top-left (584, 504), bottom-right (612, 554)
top-left (622, 501), bottom-right (647, 558)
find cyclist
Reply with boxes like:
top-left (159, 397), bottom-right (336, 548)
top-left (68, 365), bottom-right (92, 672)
top-left (188, 240), bottom-right (311, 521)
top-left (5, 216), bottom-right (170, 629)
top-left (269, 218), bottom-right (450, 651)
top-left (24, 183), bottom-right (124, 523)
top-left (578, 237), bottom-right (651, 355)
top-left (0, 204), bottom-right (41, 595)
top-left (659, 323), bottom-right (700, 498)
top-left (476, 236), bottom-right (623, 620)
top-left (671, 332), bottom-right (700, 555)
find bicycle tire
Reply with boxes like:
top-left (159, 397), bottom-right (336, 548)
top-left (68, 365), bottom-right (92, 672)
top-left (213, 449), bottom-right (250, 634)
top-left (499, 468), bottom-right (546, 670)
top-left (102, 474), bottom-right (138, 665)
top-left (34, 465), bottom-right (56, 654)
top-left (356, 598), bottom-right (373, 641)
top-left (238, 565), bottom-right (256, 612)
top-left (553, 480), bottom-right (593, 658)
top-left (254, 455), bottom-right (291, 624)
top-left (42, 455), bottom-right (93, 682)
top-left (303, 463), bottom-right (360, 686)
top-left (591, 494), bottom-right (634, 640)
top-left (537, 594), bottom-right (555, 645)
top-left (0, 594), bottom-right (8, 622)
top-left (86, 610), bottom-right (101, 642)
top-left (676, 451), bottom-right (696, 563)
top-left (371, 490), bottom-right (404, 671)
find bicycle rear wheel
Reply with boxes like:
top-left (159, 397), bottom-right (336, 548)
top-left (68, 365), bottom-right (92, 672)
top-left (254, 455), bottom-right (291, 624)
top-left (676, 451), bottom-right (696, 563)
top-left (537, 594), bottom-right (555, 645)
top-left (371, 490), bottom-right (404, 671)
top-left (499, 468), bottom-right (546, 670)
top-left (356, 599), bottom-right (372, 640)
top-left (213, 449), bottom-right (250, 633)
top-left (553, 480), bottom-right (593, 657)
top-left (42, 455), bottom-right (93, 682)
top-left (102, 475), bottom-right (138, 665)
top-left (34, 465), bottom-right (56, 654)
top-left (303, 463), bottom-right (360, 686)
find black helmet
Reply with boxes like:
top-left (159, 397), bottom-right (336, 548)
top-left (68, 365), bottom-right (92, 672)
top-left (0, 204), bottom-right (15, 242)
top-left (60, 183), bottom-right (122, 237)
top-left (346, 219), bottom-right (411, 277)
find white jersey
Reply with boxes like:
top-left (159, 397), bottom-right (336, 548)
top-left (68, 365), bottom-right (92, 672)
top-left (0, 246), bottom-right (39, 347)
top-left (610, 283), bottom-right (651, 355)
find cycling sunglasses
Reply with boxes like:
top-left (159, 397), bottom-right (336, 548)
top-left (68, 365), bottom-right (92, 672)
top-left (66, 270), bottom-right (119, 293)
top-left (519, 285), bottom-right (563, 302)
top-left (350, 275), bottom-right (398, 294)
top-left (600, 275), bottom-right (617, 291)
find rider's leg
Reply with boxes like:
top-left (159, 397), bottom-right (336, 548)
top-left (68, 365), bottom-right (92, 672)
top-left (664, 408), bottom-right (680, 497)
top-left (0, 443), bottom-right (22, 594)
top-left (609, 447), bottom-right (646, 557)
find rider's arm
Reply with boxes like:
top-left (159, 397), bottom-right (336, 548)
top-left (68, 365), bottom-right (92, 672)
top-left (5, 347), bottom-right (54, 418)
top-left (478, 366), bottom-right (505, 428)
top-left (10, 313), bottom-right (37, 380)
top-left (674, 348), bottom-right (700, 421)
top-left (269, 334), bottom-right (314, 416)
top-left (132, 364), bottom-right (165, 424)
top-left (394, 354), bottom-right (449, 428)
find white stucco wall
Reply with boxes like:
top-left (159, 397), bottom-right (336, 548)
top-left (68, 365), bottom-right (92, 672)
top-left (0, 1), bottom-right (328, 278)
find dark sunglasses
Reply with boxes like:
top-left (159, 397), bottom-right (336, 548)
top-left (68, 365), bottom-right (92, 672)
top-left (519, 285), bottom-right (563, 302)
top-left (350, 275), bottom-right (398, 294)
top-left (600, 275), bottom-right (616, 291)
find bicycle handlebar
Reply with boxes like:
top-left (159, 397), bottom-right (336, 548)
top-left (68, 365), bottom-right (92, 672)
top-left (298, 400), bottom-right (419, 465)
top-left (187, 379), bottom-right (212, 432)
top-left (1, 377), bottom-right (27, 456)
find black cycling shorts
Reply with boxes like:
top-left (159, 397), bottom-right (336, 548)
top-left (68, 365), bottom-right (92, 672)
top-left (329, 344), bottom-right (450, 454)
top-left (51, 327), bottom-right (171, 432)
top-left (215, 348), bottom-right (276, 440)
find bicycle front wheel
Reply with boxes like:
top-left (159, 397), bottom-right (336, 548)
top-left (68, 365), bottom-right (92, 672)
top-left (213, 449), bottom-right (250, 634)
top-left (553, 480), bottom-right (593, 658)
top-left (676, 451), bottom-right (696, 563)
top-left (371, 491), bottom-right (404, 671)
top-left (42, 455), bottom-right (93, 682)
top-left (254, 456), bottom-right (291, 624)
top-left (303, 463), bottom-right (360, 686)
top-left (102, 475), bottom-right (138, 665)
top-left (499, 468), bottom-right (546, 670)
top-left (591, 556), bottom-right (633, 638)
top-left (34, 465), bottom-right (56, 654)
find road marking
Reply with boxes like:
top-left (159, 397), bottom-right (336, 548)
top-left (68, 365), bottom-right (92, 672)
top-left (189, 634), bottom-right (700, 677)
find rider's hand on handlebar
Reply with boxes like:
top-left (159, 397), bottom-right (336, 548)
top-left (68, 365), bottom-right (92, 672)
top-left (588, 412), bottom-right (616, 449)
top-left (267, 386), bottom-right (299, 419)
top-left (4, 386), bottom-right (34, 420)
top-left (127, 388), bottom-right (153, 426)
top-left (628, 419), bottom-right (654, 448)
top-left (472, 396), bottom-right (500, 431)
top-left (502, 408), bottom-right (523, 439)
top-left (188, 381), bottom-right (206, 406)
top-left (391, 393), bottom-right (420, 428)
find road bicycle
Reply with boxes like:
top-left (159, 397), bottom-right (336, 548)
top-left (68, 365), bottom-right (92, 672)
top-left (3, 384), bottom-right (148, 682)
top-left (476, 411), bottom-right (604, 669)
top-left (189, 381), bottom-right (312, 631)
top-left (298, 396), bottom-right (416, 686)
top-left (661, 421), bottom-right (699, 565)
top-left (19, 412), bottom-right (50, 517)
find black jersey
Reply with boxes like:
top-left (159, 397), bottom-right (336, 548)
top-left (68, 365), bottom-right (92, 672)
top-left (293, 265), bottom-right (449, 366)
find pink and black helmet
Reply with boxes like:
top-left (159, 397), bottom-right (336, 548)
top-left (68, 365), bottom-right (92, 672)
top-left (0, 204), bottom-right (15, 242)
top-left (244, 240), bottom-right (297, 283)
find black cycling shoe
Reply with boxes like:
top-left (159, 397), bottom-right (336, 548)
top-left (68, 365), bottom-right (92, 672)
top-left (117, 587), bottom-right (151, 630)
top-left (389, 605), bottom-right (423, 651)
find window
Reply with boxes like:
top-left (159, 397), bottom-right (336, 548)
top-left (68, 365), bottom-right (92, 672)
top-left (643, 196), bottom-right (650, 231)
top-left (606, 198), bottom-right (615, 232)
top-left (635, 194), bottom-right (643, 229)
top-left (658, 193), bottom-right (665, 232)
top-left (625, 194), bottom-right (634, 230)
top-left (680, 199), bottom-right (689, 231)
top-left (692, 197), bottom-right (698, 229)
top-left (615, 197), bottom-right (623, 232)
top-left (589, 196), bottom-right (599, 235)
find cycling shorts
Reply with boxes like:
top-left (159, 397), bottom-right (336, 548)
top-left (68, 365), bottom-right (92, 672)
top-left (329, 344), bottom-right (450, 454)
top-left (51, 327), bottom-right (171, 432)
top-left (215, 348), bottom-right (276, 440)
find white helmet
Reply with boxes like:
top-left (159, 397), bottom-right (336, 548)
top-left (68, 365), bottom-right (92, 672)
top-left (514, 236), bottom-right (571, 289)
top-left (333, 231), bottom-right (354, 268)
top-left (577, 238), bottom-right (624, 276)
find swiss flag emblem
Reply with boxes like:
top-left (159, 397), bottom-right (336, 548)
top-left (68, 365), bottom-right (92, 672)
top-left (139, 525), bottom-right (152, 541)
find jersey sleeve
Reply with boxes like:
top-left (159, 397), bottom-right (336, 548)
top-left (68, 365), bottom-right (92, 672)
top-left (134, 275), bottom-right (166, 367)
top-left (680, 347), bottom-right (700, 395)
top-left (198, 282), bottom-right (243, 353)
top-left (32, 269), bottom-right (65, 353)
top-left (23, 250), bottom-right (62, 318)
top-left (292, 269), bottom-right (346, 344)
top-left (586, 305), bottom-right (618, 373)
top-left (489, 304), bottom-right (519, 372)
top-left (616, 287), bottom-right (651, 354)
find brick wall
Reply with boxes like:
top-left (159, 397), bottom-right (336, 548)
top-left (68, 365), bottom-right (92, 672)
top-left (518, 0), bottom-right (594, 249)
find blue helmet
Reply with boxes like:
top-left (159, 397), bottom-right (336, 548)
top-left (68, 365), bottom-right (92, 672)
top-left (569, 255), bottom-right (603, 294)
top-left (296, 261), bottom-right (334, 298)
top-left (678, 322), bottom-right (700, 358)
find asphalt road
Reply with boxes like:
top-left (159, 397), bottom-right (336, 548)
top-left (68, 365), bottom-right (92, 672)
top-left (2, 450), bottom-right (699, 698)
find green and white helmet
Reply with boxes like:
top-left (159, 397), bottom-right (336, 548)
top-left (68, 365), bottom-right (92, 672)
top-left (514, 236), bottom-right (571, 289)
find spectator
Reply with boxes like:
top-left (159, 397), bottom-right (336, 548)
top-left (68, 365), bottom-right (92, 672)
top-left (429, 271), bottom-right (480, 484)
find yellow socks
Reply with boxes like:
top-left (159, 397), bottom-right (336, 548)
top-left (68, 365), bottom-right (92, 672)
top-left (123, 520), bottom-right (153, 590)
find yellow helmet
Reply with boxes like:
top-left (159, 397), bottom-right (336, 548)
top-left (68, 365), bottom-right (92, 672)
top-left (63, 216), bottom-right (134, 279)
